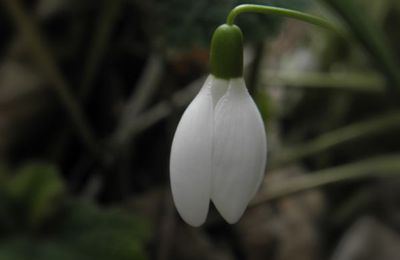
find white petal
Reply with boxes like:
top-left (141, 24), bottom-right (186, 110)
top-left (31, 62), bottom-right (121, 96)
top-left (210, 77), bottom-right (229, 107)
top-left (170, 75), bottom-right (217, 226)
top-left (211, 78), bottom-right (267, 224)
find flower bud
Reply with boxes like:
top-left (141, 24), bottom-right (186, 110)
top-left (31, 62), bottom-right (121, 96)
top-left (210, 24), bottom-right (243, 79)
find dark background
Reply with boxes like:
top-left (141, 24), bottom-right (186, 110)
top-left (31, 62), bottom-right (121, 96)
top-left (0, 0), bottom-right (400, 259)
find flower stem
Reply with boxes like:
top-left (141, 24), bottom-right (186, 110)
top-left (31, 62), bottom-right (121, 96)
top-left (227, 4), bottom-right (346, 38)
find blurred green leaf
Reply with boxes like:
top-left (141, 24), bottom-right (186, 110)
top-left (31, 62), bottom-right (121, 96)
top-left (0, 237), bottom-right (88, 260)
top-left (321, 0), bottom-right (400, 93)
top-left (0, 162), bottom-right (150, 260)
top-left (255, 89), bottom-right (272, 121)
top-left (58, 201), bottom-right (151, 260)
top-left (270, 111), bottom-right (400, 168)
top-left (7, 162), bottom-right (65, 229)
top-left (60, 201), bottom-right (150, 240)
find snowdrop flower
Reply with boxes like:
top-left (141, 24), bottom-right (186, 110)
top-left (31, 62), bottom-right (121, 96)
top-left (170, 24), bottom-right (267, 226)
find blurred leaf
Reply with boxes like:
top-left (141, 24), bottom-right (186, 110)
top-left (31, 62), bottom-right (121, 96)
top-left (321, 0), bottom-right (400, 93)
top-left (254, 154), bottom-right (400, 205)
top-left (255, 89), bottom-right (272, 121)
top-left (58, 201), bottom-right (151, 260)
top-left (33, 241), bottom-right (88, 260)
top-left (270, 111), bottom-right (400, 169)
top-left (0, 161), bottom-right (150, 259)
top-left (7, 162), bottom-right (65, 229)
top-left (0, 237), bottom-right (88, 260)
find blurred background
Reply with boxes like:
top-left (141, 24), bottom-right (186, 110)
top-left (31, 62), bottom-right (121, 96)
top-left (0, 0), bottom-right (400, 259)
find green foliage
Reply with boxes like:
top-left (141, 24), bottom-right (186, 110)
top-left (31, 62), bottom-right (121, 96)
top-left (254, 89), bottom-right (272, 122)
top-left (0, 162), bottom-right (151, 260)
top-left (7, 163), bottom-right (65, 229)
top-left (321, 0), bottom-right (400, 93)
top-left (0, 238), bottom-right (88, 260)
top-left (58, 201), bottom-right (150, 260)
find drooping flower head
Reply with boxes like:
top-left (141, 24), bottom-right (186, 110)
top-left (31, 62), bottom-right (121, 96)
top-left (170, 2), bottom-right (345, 226)
top-left (170, 23), bottom-right (267, 226)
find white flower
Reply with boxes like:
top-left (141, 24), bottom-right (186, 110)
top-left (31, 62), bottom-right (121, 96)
top-left (170, 75), bottom-right (267, 226)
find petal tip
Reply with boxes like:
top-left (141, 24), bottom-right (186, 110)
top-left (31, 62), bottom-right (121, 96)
top-left (221, 211), bottom-right (242, 224)
top-left (212, 197), bottom-right (247, 224)
top-left (183, 217), bottom-right (206, 227)
top-left (173, 198), bottom-right (209, 227)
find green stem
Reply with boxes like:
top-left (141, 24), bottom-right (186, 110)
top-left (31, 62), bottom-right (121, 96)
top-left (227, 4), bottom-right (346, 38)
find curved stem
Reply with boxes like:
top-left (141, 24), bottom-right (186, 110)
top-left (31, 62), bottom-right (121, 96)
top-left (227, 4), bottom-right (346, 38)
